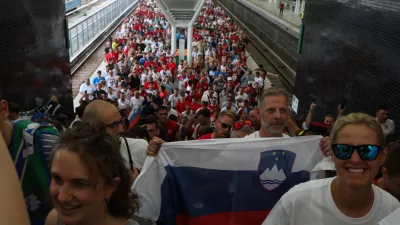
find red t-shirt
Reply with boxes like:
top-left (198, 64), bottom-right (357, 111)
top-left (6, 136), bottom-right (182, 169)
top-left (165, 120), bottom-right (179, 142)
top-left (139, 90), bottom-right (148, 98)
top-left (167, 62), bottom-right (177, 75)
top-left (176, 102), bottom-right (186, 114)
top-left (190, 103), bottom-right (202, 112)
top-left (198, 133), bottom-right (213, 140)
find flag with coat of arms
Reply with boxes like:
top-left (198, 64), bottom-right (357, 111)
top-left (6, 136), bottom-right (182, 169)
top-left (133, 136), bottom-right (324, 225)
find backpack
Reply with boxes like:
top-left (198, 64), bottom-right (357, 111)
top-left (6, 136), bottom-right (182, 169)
top-left (10, 120), bottom-right (59, 225)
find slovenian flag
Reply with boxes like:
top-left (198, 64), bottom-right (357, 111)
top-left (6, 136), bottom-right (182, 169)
top-left (128, 107), bottom-right (142, 131)
top-left (133, 136), bottom-right (324, 225)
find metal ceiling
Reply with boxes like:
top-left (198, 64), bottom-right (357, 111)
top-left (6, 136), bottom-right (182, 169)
top-left (158, 0), bottom-right (202, 23)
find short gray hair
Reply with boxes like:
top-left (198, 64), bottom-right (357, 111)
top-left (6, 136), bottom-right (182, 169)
top-left (258, 87), bottom-right (289, 108)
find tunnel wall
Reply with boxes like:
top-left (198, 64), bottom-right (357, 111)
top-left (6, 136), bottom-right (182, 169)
top-left (294, 0), bottom-right (400, 133)
top-left (0, 0), bottom-right (73, 118)
top-left (218, 0), bottom-right (299, 74)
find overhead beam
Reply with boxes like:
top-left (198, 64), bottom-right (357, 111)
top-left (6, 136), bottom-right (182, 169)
top-left (154, 0), bottom-right (176, 26)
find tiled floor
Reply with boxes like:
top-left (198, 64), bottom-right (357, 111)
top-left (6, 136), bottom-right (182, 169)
top-left (246, 0), bottom-right (304, 27)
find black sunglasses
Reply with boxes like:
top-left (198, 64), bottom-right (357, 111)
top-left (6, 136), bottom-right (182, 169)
top-left (218, 120), bottom-right (232, 131)
top-left (331, 144), bottom-right (383, 161)
top-left (106, 117), bottom-right (125, 128)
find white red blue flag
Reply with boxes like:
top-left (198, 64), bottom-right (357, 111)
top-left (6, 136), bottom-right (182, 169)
top-left (133, 136), bottom-right (323, 225)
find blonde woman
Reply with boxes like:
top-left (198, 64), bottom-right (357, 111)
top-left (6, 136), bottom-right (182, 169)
top-left (263, 113), bottom-right (400, 225)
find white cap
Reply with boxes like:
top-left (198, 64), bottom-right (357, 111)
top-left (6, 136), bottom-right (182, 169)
top-left (227, 77), bottom-right (232, 81)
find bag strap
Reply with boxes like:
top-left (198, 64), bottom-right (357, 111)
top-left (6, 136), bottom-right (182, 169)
top-left (123, 137), bottom-right (134, 171)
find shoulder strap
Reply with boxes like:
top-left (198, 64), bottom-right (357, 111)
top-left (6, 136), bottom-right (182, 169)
top-left (123, 137), bottom-right (134, 171)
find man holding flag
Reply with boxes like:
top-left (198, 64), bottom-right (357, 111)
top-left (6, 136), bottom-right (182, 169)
top-left (138, 88), bottom-right (331, 225)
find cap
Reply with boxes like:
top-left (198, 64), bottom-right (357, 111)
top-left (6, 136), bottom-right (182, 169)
top-left (227, 77), bottom-right (232, 81)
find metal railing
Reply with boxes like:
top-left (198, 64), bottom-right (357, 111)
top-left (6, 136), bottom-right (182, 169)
top-left (68, 0), bottom-right (136, 61)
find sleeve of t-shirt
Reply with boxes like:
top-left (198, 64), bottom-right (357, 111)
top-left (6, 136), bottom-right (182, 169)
top-left (261, 198), bottom-right (290, 225)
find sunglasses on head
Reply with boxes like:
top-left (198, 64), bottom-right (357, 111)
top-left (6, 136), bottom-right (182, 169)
top-left (331, 144), bottom-right (383, 161)
top-left (233, 120), bottom-right (252, 131)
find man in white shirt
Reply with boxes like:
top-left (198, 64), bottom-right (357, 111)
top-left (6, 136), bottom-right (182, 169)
top-left (167, 103), bottom-right (179, 118)
top-left (118, 92), bottom-right (131, 110)
top-left (221, 99), bottom-right (237, 116)
top-left (105, 70), bottom-right (117, 87)
top-left (375, 106), bottom-right (395, 137)
top-left (106, 86), bottom-right (117, 101)
top-left (202, 88), bottom-right (218, 104)
top-left (235, 87), bottom-right (249, 107)
top-left (79, 79), bottom-right (95, 95)
top-left (255, 71), bottom-right (264, 87)
top-left (245, 88), bottom-right (290, 139)
top-left (130, 91), bottom-right (144, 109)
top-left (168, 88), bottom-right (182, 109)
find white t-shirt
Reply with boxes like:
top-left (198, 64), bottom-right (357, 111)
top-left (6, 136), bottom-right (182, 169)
top-left (244, 131), bottom-right (290, 139)
top-left (130, 96), bottom-right (144, 109)
top-left (376, 118), bottom-right (395, 137)
top-left (263, 177), bottom-right (400, 225)
top-left (118, 98), bottom-right (131, 110)
top-left (379, 208), bottom-right (400, 225)
top-left (255, 77), bottom-right (264, 86)
top-left (119, 137), bottom-right (148, 170)
top-left (79, 83), bottom-right (95, 94)
top-left (105, 75), bottom-right (117, 87)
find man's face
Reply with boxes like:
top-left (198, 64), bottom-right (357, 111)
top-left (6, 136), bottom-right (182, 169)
top-left (376, 109), bottom-right (388, 123)
top-left (216, 115), bottom-right (234, 138)
top-left (144, 123), bottom-right (159, 140)
top-left (157, 109), bottom-right (168, 123)
top-left (260, 95), bottom-right (289, 136)
top-left (103, 108), bottom-right (124, 134)
top-left (324, 116), bottom-right (335, 127)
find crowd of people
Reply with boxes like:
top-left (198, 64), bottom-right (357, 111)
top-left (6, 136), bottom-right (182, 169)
top-left (1, 0), bottom-right (400, 225)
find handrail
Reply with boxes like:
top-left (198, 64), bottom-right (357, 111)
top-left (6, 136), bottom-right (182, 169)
top-left (66, 0), bottom-right (100, 17)
top-left (68, 0), bottom-right (138, 62)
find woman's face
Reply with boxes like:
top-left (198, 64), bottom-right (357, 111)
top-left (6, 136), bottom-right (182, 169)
top-left (332, 124), bottom-right (386, 189)
top-left (50, 149), bottom-right (117, 225)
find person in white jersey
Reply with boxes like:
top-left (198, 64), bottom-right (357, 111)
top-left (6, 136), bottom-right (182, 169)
top-left (263, 113), bottom-right (400, 225)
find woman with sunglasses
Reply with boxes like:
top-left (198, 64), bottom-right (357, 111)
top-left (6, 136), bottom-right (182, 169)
top-left (45, 123), bottom-right (140, 225)
top-left (263, 113), bottom-right (399, 225)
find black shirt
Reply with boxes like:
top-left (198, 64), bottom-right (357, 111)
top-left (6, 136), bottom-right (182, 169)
top-left (129, 76), bottom-right (141, 90)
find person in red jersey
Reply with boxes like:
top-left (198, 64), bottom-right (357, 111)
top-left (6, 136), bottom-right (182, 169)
top-left (198, 111), bottom-right (236, 139)
top-left (156, 106), bottom-right (181, 142)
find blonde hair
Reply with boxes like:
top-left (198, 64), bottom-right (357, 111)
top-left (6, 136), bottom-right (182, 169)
top-left (330, 113), bottom-right (385, 145)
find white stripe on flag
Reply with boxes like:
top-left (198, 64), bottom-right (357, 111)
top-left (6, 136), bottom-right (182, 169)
top-left (160, 136), bottom-right (323, 171)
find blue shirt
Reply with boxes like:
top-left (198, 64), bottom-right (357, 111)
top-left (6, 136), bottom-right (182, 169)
top-left (93, 77), bottom-right (105, 86)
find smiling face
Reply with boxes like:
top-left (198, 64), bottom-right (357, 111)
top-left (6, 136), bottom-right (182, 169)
top-left (50, 149), bottom-right (117, 225)
top-left (332, 124), bottom-right (386, 189)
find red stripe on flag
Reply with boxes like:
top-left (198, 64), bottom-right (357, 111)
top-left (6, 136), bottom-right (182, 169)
top-left (128, 115), bottom-right (140, 131)
top-left (175, 210), bottom-right (271, 225)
